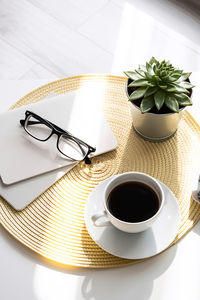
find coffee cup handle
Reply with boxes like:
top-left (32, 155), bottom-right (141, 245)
top-left (91, 211), bottom-right (111, 227)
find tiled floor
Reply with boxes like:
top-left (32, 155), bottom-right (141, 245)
top-left (0, 0), bottom-right (200, 80)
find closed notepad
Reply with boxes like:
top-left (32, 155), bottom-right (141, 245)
top-left (0, 89), bottom-right (117, 185)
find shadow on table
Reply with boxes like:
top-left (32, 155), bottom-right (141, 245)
top-left (0, 222), bottom-right (178, 300)
top-left (191, 219), bottom-right (200, 236)
top-left (79, 234), bottom-right (177, 300)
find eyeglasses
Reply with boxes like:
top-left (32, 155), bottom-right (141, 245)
top-left (20, 110), bottom-right (96, 164)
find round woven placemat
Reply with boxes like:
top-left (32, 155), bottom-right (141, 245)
top-left (1, 75), bottom-right (200, 268)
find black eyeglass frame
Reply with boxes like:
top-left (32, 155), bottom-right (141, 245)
top-left (20, 110), bottom-right (96, 164)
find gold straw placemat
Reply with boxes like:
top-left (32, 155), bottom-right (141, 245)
top-left (1, 75), bottom-right (200, 268)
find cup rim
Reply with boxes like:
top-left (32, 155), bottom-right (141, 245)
top-left (104, 172), bottom-right (164, 225)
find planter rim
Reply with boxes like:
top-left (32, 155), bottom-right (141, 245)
top-left (130, 100), bottom-right (185, 116)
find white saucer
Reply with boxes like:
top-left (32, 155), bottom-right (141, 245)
top-left (84, 176), bottom-right (181, 259)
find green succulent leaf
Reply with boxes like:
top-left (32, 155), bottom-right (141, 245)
top-left (178, 81), bottom-right (194, 89)
top-left (166, 83), bottom-right (188, 93)
top-left (165, 95), bottom-right (179, 112)
top-left (140, 96), bottom-right (154, 113)
top-left (146, 62), bottom-right (154, 75)
top-left (160, 70), bottom-right (167, 77)
top-left (139, 65), bottom-right (146, 72)
top-left (171, 70), bottom-right (183, 75)
top-left (160, 75), bottom-right (170, 81)
top-left (168, 74), bottom-right (182, 82)
top-left (153, 64), bottom-right (158, 74)
top-left (161, 60), bottom-right (165, 66)
top-left (174, 93), bottom-right (192, 106)
top-left (154, 90), bottom-right (166, 110)
top-left (158, 84), bottom-right (168, 90)
top-left (135, 69), bottom-right (145, 77)
top-left (149, 57), bottom-right (158, 65)
top-left (128, 79), bottom-right (150, 87)
top-left (178, 72), bottom-right (191, 81)
top-left (144, 86), bottom-right (158, 97)
top-left (129, 86), bottom-right (148, 100)
top-left (153, 75), bottom-right (161, 82)
top-left (144, 71), bottom-right (153, 80)
top-left (124, 71), bottom-right (142, 81)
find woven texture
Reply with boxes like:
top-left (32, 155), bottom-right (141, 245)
top-left (1, 75), bottom-right (200, 268)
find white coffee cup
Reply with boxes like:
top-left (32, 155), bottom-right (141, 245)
top-left (91, 172), bottom-right (164, 233)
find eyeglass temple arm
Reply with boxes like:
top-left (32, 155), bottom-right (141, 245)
top-left (20, 119), bottom-right (40, 126)
top-left (20, 118), bottom-right (74, 135)
top-left (20, 118), bottom-right (66, 132)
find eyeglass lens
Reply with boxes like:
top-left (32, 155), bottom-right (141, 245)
top-left (58, 135), bottom-right (88, 161)
top-left (25, 114), bottom-right (89, 161)
top-left (25, 115), bottom-right (52, 141)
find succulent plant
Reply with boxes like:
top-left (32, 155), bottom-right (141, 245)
top-left (125, 57), bottom-right (194, 113)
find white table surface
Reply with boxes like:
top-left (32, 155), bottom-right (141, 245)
top-left (0, 79), bottom-right (200, 300)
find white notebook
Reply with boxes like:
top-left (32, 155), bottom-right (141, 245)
top-left (0, 89), bottom-right (117, 184)
top-left (0, 89), bottom-right (117, 210)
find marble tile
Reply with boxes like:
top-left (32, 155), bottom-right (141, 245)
top-left (0, 0), bottom-right (113, 77)
top-left (78, 1), bottom-right (200, 73)
top-left (20, 64), bottom-right (58, 79)
top-left (112, 0), bottom-right (200, 47)
top-left (28, 0), bottom-right (109, 29)
top-left (78, 2), bottom-right (122, 54)
top-left (0, 80), bottom-right (51, 111)
top-left (0, 0), bottom-right (200, 81)
top-left (0, 38), bottom-right (35, 79)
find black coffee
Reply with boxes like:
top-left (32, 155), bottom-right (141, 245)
top-left (107, 182), bottom-right (160, 223)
